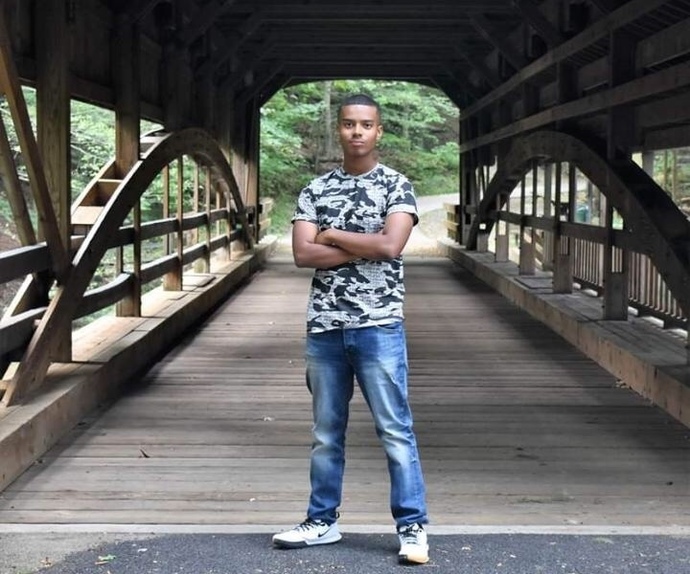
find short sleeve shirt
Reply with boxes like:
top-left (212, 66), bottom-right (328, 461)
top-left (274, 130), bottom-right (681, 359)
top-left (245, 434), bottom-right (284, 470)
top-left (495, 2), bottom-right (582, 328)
top-left (292, 163), bottom-right (418, 333)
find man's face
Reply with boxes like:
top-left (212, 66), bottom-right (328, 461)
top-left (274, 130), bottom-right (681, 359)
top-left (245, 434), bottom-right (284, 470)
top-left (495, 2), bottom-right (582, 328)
top-left (338, 104), bottom-right (382, 159)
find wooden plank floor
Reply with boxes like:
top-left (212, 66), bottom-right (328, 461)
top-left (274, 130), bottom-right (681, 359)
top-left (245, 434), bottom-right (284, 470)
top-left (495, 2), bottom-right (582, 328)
top-left (1, 255), bottom-right (689, 528)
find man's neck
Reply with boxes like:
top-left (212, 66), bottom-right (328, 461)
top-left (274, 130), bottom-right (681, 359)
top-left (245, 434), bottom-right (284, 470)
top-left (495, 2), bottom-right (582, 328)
top-left (342, 158), bottom-right (378, 176)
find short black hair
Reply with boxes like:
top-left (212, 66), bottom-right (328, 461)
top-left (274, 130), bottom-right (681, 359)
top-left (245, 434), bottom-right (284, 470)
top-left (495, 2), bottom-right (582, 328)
top-left (338, 93), bottom-right (381, 120)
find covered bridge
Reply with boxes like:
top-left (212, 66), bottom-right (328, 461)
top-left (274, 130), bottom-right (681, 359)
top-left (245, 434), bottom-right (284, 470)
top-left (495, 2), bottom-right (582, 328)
top-left (0, 0), bottom-right (689, 533)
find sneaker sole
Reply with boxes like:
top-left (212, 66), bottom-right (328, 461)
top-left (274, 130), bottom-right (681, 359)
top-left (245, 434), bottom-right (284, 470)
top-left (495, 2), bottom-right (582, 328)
top-left (399, 550), bottom-right (430, 564)
top-left (272, 532), bottom-right (342, 549)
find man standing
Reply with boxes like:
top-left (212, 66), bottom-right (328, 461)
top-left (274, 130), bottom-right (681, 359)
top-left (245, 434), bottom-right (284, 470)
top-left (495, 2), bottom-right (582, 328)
top-left (272, 94), bottom-right (429, 565)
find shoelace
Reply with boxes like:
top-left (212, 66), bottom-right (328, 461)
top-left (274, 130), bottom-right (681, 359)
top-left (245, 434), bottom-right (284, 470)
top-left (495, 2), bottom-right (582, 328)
top-left (296, 519), bottom-right (324, 531)
top-left (398, 524), bottom-right (422, 544)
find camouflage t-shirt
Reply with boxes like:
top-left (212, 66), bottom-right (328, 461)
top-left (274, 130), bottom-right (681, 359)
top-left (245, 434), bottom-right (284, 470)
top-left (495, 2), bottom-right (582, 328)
top-left (292, 163), bottom-right (418, 333)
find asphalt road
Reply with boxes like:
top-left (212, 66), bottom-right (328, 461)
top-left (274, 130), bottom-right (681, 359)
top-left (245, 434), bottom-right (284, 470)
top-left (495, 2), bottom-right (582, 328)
top-left (2, 531), bottom-right (689, 574)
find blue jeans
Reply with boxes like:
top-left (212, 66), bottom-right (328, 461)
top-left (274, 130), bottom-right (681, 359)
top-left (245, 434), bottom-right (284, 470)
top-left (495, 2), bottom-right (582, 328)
top-left (305, 321), bottom-right (428, 528)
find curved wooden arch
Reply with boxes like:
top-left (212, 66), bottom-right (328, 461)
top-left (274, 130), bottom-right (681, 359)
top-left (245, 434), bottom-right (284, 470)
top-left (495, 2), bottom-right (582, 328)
top-left (3, 128), bottom-right (253, 405)
top-left (466, 130), bottom-right (690, 319)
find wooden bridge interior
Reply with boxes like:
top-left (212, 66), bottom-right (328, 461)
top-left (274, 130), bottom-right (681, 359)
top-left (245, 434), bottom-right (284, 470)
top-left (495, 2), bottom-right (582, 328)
top-left (0, 0), bottom-right (689, 529)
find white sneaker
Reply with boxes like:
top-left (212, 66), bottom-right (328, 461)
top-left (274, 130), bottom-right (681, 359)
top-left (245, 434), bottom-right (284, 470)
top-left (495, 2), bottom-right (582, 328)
top-left (397, 523), bottom-right (429, 564)
top-left (272, 518), bottom-right (342, 549)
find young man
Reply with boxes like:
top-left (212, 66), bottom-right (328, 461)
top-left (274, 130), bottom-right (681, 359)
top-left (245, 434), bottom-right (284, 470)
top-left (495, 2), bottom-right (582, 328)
top-left (272, 94), bottom-right (429, 564)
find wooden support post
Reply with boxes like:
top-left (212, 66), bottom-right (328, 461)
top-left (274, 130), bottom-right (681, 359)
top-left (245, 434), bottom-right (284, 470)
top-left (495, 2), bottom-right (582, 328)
top-left (603, 203), bottom-right (629, 320)
top-left (458, 120), bottom-right (474, 245)
top-left (552, 163), bottom-right (572, 293)
top-left (164, 158), bottom-right (184, 291)
top-left (36, 0), bottom-right (71, 361)
top-left (0, 8), bottom-right (68, 278)
top-left (495, 191), bottom-right (509, 262)
top-left (0, 113), bottom-right (36, 247)
top-left (246, 100), bottom-right (260, 245)
top-left (197, 66), bottom-right (216, 134)
top-left (542, 162), bottom-right (553, 271)
top-left (163, 164), bottom-right (171, 255)
top-left (114, 14), bottom-right (141, 317)
top-left (519, 175), bottom-right (536, 275)
top-left (602, 29), bottom-right (633, 320)
top-left (204, 168), bottom-right (211, 270)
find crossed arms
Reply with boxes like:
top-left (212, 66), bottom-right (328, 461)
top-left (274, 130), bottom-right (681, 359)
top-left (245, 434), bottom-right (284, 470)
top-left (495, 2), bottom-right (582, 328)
top-left (292, 212), bottom-right (415, 269)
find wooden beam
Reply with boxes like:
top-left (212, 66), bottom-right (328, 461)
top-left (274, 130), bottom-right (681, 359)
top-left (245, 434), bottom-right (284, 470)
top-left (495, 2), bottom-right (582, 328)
top-left (469, 13), bottom-right (528, 72)
top-left (114, 17), bottom-right (141, 177)
top-left (0, 7), bottom-right (68, 279)
top-left (113, 15), bottom-right (142, 317)
top-left (637, 17), bottom-right (690, 72)
top-left (36, 0), bottom-right (72, 361)
top-left (607, 30), bottom-right (637, 159)
top-left (441, 64), bottom-right (483, 102)
top-left (453, 46), bottom-right (500, 89)
top-left (198, 11), bottom-right (264, 77)
top-left (512, 0), bottom-right (565, 48)
top-left (587, 0), bottom-right (623, 14)
top-left (461, 0), bottom-right (672, 120)
top-left (219, 38), bottom-right (277, 90)
top-left (177, 0), bottom-right (238, 47)
top-left (236, 62), bottom-right (285, 107)
top-left (459, 59), bottom-right (690, 153)
top-left (0, 114), bottom-right (37, 246)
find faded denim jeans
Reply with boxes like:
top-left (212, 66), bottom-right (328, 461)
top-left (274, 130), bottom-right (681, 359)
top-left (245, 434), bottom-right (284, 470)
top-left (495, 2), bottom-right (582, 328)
top-left (305, 321), bottom-right (428, 528)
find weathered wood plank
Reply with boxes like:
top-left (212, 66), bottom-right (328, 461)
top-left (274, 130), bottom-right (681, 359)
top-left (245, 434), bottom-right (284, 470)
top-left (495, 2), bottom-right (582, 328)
top-left (1, 256), bottom-right (689, 528)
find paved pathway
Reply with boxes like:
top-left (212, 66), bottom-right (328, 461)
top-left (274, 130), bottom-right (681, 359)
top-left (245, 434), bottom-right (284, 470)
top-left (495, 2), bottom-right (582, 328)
top-left (2, 530), bottom-right (688, 573)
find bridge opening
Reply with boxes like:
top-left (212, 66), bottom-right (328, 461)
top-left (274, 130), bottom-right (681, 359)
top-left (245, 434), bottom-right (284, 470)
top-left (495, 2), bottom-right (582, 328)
top-left (258, 80), bottom-right (461, 236)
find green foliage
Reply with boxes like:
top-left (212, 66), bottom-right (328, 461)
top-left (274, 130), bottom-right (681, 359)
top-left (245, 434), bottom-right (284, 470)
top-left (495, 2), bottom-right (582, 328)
top-left (70, 99), bottom-right (116, 196)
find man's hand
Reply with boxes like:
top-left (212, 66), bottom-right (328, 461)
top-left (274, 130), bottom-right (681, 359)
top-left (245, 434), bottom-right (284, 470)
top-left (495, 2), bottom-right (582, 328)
top-left (314, 228), bottom-right (336, 246)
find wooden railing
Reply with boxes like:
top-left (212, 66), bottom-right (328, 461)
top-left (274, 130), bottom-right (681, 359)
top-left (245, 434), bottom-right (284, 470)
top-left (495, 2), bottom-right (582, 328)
top-left (445, 205), bottom-right (688, 331)
top-left (0, 127), bottom-right (258, 405)
top-left (571, 238), bottom-right (686, 328)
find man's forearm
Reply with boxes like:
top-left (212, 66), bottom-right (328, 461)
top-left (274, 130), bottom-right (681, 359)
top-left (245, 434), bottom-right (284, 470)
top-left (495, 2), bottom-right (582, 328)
top-left (293, 240), bottom-right (359, 269)
top-left (316, 228), bottom-right (402, 260)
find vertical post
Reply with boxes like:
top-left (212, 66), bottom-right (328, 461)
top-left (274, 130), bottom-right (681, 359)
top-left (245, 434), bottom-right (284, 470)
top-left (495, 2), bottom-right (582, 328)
top-left (114, 14), bottom-right (142, 317)
top-left (164, 158), bottom-right (184, 291)
top-left (204, 167), bottom-right (212, 271)
top-left (602, 29), bottom-right (634, 319)
top-left (552, 162), bottom-right (572, 293)
top-left (246, 100), bottom-right (260, 245)
top-left (495, 188), bottom-right (509, 262)
top-left (518, 173), bottom-right (535, 275)
top-left (36, 0), bottom-right (71, 360)
top-left (542, 162), bottom-right (553, 271)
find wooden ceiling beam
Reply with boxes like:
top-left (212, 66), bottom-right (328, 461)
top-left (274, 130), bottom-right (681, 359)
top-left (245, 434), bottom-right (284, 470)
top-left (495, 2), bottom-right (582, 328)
top-left (441, 64), bottom-right (484, 101)
top-left (460, 57), bottom-right (690, 153)
top-left (512, 0), bottom-right (565, 48)
top-left (198, 11), bottom-right (264, 76)
top-left (255, 3), bottom-right (510, 16)
top-left (453, 46), bottom-right (500, 89)
top-left (177, 0), bottom-right (238, 47)
top-left (235, 62), bottom-right (285, 106)
top-left (219, 38), bottom-right (277, 89)
top-left (587, 0), bottom-right (624, 14)
top-left (469, 13), bottom-right (528, 72)
top-left (462, 0), bottom-right (671, 119)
